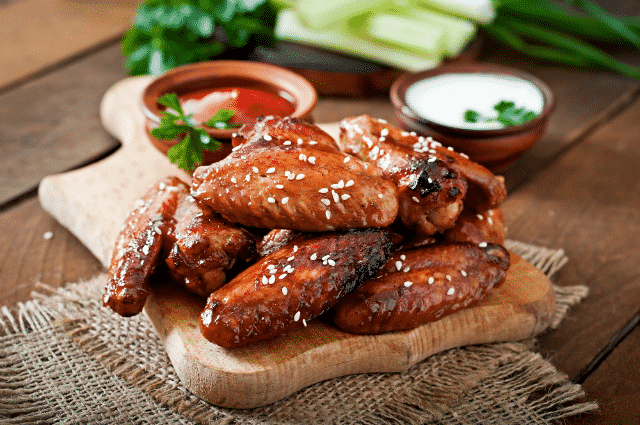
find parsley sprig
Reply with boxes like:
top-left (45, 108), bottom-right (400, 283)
top-left (151, 93), bottom-right (238, 171)
top-left (464, 100), bottom-right (539, 127)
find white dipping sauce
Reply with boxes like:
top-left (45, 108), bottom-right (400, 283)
top-left (405, 73), bottom-right (544, 130)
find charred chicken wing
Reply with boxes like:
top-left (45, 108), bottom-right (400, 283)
top-left (200, 229), bottom-right (392, 348)
top-left (333, 242), bottom-right (510, 334)
top-left (339, 116), bottom-right (467, 235)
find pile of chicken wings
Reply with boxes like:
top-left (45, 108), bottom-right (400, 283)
top-left (103, 115), bottom-right (510, 348)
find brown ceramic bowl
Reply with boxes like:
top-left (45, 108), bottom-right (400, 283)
top-left (142, 60), bottom-right (318, 166)
top-left (390, 63), bottom-right (555, 172)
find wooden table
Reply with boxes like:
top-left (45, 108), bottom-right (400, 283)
top-left (1, 1), bottom-right (639, 422)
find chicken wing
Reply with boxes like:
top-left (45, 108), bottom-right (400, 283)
top-left (164, 194), bottom-right (257, 297)
top-left (339, 116), bottom-right (467, 235)
top-left (103, 177), bottom-right (187, 317)
top-left (443, 208), bottom-right (506, 245)
top-left (200, 229), bottom-right (392, 348)
top-left (232, 115), bottom-right (340, 153)
top-left (333, 242), bottom-right (510, 334)
top-left (344, 115), bottom-right (507, 211)
top-left (191, 137), bottom-right (399, 232)
top-left (104, 177), bottom-right (257, 316)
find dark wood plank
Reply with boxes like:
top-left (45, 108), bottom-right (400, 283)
top-left (0, 43), bottom-right (127, 206)
top-left (0, 197), bottom-right (103, 306)
top-left (562, 323), bottom-right (640, 424)
top-left (501, 88), bottom-right (640, 381)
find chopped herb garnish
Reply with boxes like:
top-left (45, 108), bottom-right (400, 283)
top-left (464, 100), bottom-right (539, 127)
top-left (151, 93), bottom-right (239, 172)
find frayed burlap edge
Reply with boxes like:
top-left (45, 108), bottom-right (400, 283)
top-left (0, 240), bottom-right (597, 424)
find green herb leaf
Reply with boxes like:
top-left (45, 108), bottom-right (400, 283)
top-left (122, 0), bottom-right (277, 76)
top-left (205, 108), bottom-right (240, 129)
top-left (151, 92), bottom-right (231, 171)
top-left (463, 100), bottom-right (538, 127)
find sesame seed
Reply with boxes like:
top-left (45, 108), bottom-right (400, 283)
top-left (43, 231), bottom-right (53, 240)
top-left (282, 197), bottom-right (289, 204)
top-left (476, 214), bottom-right (484, 220)
top-left (428, 277), bottom-right (434, 284)
top-left (268, 197), bottom-right (276, 203)
top-left (245, 174), bottom-right (251, 182)
top-left (297, 138), bottom-right (303, 145)
top-left (403, 267), bottom-right (410, 272)
top-left (378, 194), bottom-right (384, 198)
top-left (380, 128), bottom-right (389, 137)
top-left (488, 210), bottom-right (494, 216)
top-left (488, 217), bottom-right (494, 225)
top-left (447, 287), bottom-right (455, 295)
top-left (262, 276), bottom-right (268, 284)
top-left (295, 174), bottom-right (305, 180)
top-left (288, 173), bottom-right (295, 180)
top-left (319, 188), bottom-right (328, 193)
top-left (232, 145), bottom-right (241, 152)
top-left (267, 264), bottom-right (276, 269)
top-left (447, 146), bottom-right (454, 151)
top-left (322, 255), bottom-right (330, 261)
top-left (400, 254), bottom-right (406, 260)
top-left (332, 191), bottom-right (339, 202)
top-left (299, 154), bottom-right (307, 161)
top-left (276, 184), bottom-right (284, 189)
top-left (404, 281), bottom-right (413, 287)
top-left (461, 153), bottom-right (469, 159)
top-left (410, 131), bottom-right (416, 136)
top-left (159, 182), bottom-right (166, 190)
top-left (266, 167), bottom-right (276, 174)
top-left (269, 275), bottom-right (276, 284)
top-left (231, 177), bottom-right (237, 183)
top-left (395, 261), bottom-right (402, 271)
top-left (378, 118), bottom-right (387, 123)
top-left (428, 157), bottom-right (437, 163)
top-left (279, 273), bottom-right (288, 279)
top-left (293, 245), bottom-right (298, 252)
top-left (412, 196), bottom-right (420, 203)
top-left (269, 269), bottom-right (277, 274)
top-left (309, 140), bottom-right (317, 145)
top-left (343, 157), bottom-right (351, 163)
top-left (264, 134), bottom-right (272, 141)
top-left (283, 140), bottom-right (291, 146)
top-left (345, 180), bottom-right (354, 187)
top-left (308, 156), bottom-right (316, 164)
top-left (284, 170), bottom-right (290, 176)
top-left (321, 199), bottom-right (331, 206)
top-left (252, 166), bottom-right (259, 173)
top-left (328, 259), bottom-right (336, 266)
top-left (287, 256), bottom-right (295, 262)
top-left (294, 311), bottom-right (301, 321)
top-left (461, 270), bottom-right (467, 277)
top-left (479, 242), bottom-right (488, 248)
top-left (303, 319), bottom-right (307, 327)
top-left (282, 287), bottom-right (288, 295)
top-left (446, 275), bottom-right (452, 281)
top-left (341, 194), bottom-right (350, 200)
top-left (232, 133), bottom-right (237, 138)
top-left (326, 211), bottom-right (331, 219)
top-left (310, 253), bottom-right (317, 260)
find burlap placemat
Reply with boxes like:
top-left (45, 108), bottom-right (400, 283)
top-left (0, 240), bottom-right (597, 424)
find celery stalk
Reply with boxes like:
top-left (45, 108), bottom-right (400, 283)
top-left (366, 14), bottom-right (447, 56)
top-left (414, 0), bottom-right (495, 24)
top-left (295, 0), bottom-right (390, 30)
top-left (409, 9), bottom-right (476, 57)
top-left (275, 10), bottom-right (441, 71)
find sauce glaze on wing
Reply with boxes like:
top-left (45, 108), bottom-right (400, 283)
top-left (333, 242), bottom-right (510, 334)
top-left (200, 229), bottom-right (392, 348)
top-left (191, 137), bottom-right (399, 232)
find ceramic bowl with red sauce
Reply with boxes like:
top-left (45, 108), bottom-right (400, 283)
top-left (142, 60), bottom-right (318, 165)
top-left (390, 63), bottom-right (555, 173)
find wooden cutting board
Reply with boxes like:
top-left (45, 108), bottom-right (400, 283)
top-left (38, 76), bottom-right (556, 409)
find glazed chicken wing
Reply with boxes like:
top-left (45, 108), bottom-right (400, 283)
top-left (104, 177), bottom-right (256, 316)
top-left (443, 208), bottom-right (506, 245)
top-left (339, 116), bottom-right (467, 235)
top-left (333, 242), bottom-right (510, 334)
top-left (103, 177), bottom-right (188, 317)
top-left (191, 134), bottom-right (399, 232)
top-left (344, 115), bottom-right (507, 211)
top-left (200, 229), bottom-right (392, 348)
top-left (164, 193), bottom-right (257, 297)
top-left (232, 115), bottom-right (341, 153)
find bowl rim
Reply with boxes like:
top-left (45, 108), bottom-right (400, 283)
top-left (389, 62), bottom-right (555, 137)
top-left (142, 60), bottom-right (318, 139)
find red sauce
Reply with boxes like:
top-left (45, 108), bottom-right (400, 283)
top-left (180, 87), bottom-right (296, 125)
